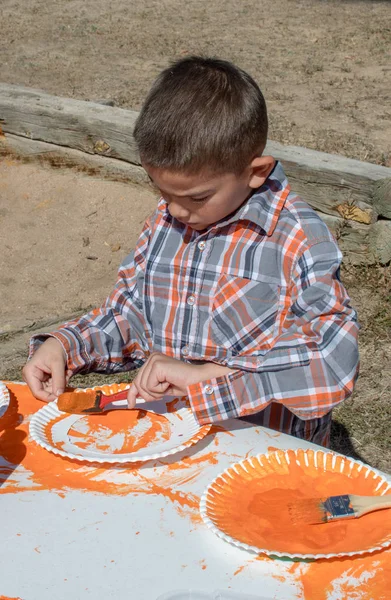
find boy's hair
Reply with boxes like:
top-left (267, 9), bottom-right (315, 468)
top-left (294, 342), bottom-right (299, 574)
top-left (133, 56), bottom-right (268, 175)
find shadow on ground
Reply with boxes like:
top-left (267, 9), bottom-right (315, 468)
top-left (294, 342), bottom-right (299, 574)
top-left (330, 421), bottom-right (368, 465)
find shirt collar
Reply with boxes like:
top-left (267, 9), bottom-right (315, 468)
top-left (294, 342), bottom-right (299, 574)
top-left (222, 160), bottom-right (290, 236)
top-left (158, 160), bottom-right (290, 237)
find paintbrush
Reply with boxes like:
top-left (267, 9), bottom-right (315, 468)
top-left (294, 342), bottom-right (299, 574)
top-left (288, 494), bottom-right (391, 525)
top-left (57, 388), bottom-right (135, 414)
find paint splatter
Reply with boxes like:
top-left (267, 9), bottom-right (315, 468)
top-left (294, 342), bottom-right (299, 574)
top-left (2, 384), bottom-right (390, 599)
top-left (0, 383), bottom-right (218, 526)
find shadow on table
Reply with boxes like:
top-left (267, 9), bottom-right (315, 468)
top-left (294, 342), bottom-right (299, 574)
top-left (330, 420), bottom-right (367, 464)
top-left (0, 390), bottom-right (27, 487)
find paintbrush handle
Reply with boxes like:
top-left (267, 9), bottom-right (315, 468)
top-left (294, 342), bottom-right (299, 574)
top-left (351, 494), bottom-right (391, 517)
top-left (100, 389), bottom-right (130, 408)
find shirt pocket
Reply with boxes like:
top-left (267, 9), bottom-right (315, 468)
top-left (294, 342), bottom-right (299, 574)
top-left (209, 272), bottom-right (281, 356)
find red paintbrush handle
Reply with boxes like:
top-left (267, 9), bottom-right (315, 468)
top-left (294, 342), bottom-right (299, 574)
top-left (100, 389), bottom-right (130, 408)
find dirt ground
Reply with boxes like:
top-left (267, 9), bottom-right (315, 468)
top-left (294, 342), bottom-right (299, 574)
top-left (1, 0), bottom-right (390, 167)
top-left (0, 0), bottom-right (390, 471)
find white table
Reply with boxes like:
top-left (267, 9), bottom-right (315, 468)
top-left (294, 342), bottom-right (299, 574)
top-left (1, 383), bottom-right (389, 600)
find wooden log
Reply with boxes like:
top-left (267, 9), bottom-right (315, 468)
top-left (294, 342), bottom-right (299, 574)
top-left (373, 178), bottom-right (391, 220)
top-left (320, 217), bottom-right (391, 265)
top-left (265, 141), bottom-right (389, 221)
top-left (0, 133), bottom-right (150, 186)
top-left (0, 83), bottom-right (140, 162)
top-left (317, 214), bottom-right (374, 265)
top-left (1, 83), bottom-right (391, 220)
top-left (369, 220), bottom-right (391, 265)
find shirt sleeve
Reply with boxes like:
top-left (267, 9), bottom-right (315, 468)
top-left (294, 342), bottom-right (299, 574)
top-left (29, 218), bottom-right (152, 375)
top-left (187, 240), bottom-right (360, 425)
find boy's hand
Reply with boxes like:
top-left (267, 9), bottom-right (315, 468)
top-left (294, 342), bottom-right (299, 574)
top-left (22, 337), bottom-right (68, 402)
top-left (127, 352), bottom-right (234, 408)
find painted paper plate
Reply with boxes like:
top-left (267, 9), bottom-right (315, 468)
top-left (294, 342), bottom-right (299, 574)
top-left (29, 384), bottom-right (211, 464)
top-left (200, 448), bottom-right (391, 560)
top-left (0, 381), bottom-right (10, 419)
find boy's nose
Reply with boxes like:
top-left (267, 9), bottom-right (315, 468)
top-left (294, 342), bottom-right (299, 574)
top-left (167, 201), bottom-right (190, 222)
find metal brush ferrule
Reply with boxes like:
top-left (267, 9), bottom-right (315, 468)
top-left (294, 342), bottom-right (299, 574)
top-left (323, 494), bottom-right (356, 521)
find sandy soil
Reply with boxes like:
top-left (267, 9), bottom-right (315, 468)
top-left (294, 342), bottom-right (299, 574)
top-left (0, 159), bottom-right (156, 334)
top-left (1, 0), bottom-right (390, 166)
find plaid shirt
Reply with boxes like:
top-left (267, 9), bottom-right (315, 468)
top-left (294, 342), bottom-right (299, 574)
top-left (31, 162), bottom-right (359, 446)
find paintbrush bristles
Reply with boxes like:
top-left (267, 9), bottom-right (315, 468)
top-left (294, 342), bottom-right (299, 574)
top-left (288, 498), bottom-right (329, 525)
top-left (57, 390), bottom-right (98, 413)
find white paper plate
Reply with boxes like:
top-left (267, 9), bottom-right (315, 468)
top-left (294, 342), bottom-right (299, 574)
top-left (200, 448), bottom-right (391, 560)
top-left (29, 392), bottom-right (211, 464)
top-left (0, 381), bottom-right (10, 419)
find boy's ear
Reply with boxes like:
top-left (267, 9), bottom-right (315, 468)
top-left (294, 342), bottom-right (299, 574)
top-left (248, 156), bottom-right (275, 189)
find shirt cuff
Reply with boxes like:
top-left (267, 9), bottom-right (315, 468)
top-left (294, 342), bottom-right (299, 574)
top-left (29, 329), bottom-right (88, 373)
top-left (29, 332), bottom-right (68, 359)
top-left (187, 369), bottom-right (266, 425)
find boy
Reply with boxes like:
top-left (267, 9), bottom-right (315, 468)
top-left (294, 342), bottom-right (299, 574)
top-left (23, 56), bottom-right (359, 447)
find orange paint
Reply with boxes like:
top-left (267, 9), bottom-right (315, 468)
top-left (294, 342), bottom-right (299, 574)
top-left (0, 383), bottom-right (217, 526)
top-left (46, 409), bottom-right (171, 454)
top-left (230, 549), bottom-right (391, 599)
top-left (298, 551), bottom-right (391, 600)
top-left (207, 450), bottom-right (391, 555)
top-left (2, 384), bottom-right (390, 598)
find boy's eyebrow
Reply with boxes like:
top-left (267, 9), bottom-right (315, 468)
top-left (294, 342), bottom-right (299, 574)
top-left (162, 187), bottom-right (214, 199)
top-left (147, 175), bottom-right (215, 199)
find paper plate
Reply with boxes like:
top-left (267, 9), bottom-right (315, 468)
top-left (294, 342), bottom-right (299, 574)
top-left (200, 448), bottom-right (391, 560)
top-left (0, 381), bottom-right (10, 419)
top-left (29, 384), bottom-right (211, 464)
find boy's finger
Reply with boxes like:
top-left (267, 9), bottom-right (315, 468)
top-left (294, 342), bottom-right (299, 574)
top-left (127, 385), bottom-right (139, 409)
top-left (23, 369), bottom-right (53, 403)
top-left (50, 361), bottom-right (66, 399)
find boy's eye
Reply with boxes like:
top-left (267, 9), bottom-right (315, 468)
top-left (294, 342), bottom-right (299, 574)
top-left (190, 196), bottom-right (208, 203)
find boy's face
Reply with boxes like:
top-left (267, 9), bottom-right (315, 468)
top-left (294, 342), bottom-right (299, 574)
top-left (144, 158), bottom-right (274, 231)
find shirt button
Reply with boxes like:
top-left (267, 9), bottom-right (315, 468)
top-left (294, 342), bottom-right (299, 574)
top-left (204, 385), bottom-right (214, 395)
top-left (187, 295), bottom-right (196, 306)
top-left (197, 240), bottom-right (206, 251)
top-left (182, 346), bottom-right (189, 356)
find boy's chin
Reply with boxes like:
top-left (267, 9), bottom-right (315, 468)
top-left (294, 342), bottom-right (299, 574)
top-left (187, 222), bottom-right (208, 231)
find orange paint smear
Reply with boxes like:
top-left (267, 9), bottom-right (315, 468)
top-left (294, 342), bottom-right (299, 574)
top-left (231, 549), bottom-right (391, 599)
top-left (207, 450), bottom-right (391, 555)
top-left (45, 409), bottom-right (171, 454)
top-left (0, 383), bottom-right (217, 526)
top-left (298, 550), bottom-right (391, 600)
